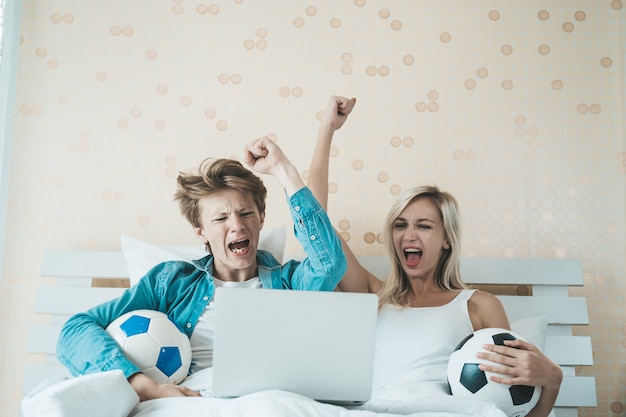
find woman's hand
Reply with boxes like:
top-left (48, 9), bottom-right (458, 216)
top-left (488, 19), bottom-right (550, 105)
top-left (476, 339), bottom-right (563, 417)
top-left (477, 339), bottom-right (562, 390)
top-left (321, 96), bottom-right (356, 132)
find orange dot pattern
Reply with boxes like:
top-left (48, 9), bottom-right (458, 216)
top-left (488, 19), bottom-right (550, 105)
top-left (244, 28), bottom-right (268, 51)
top-left (3, 3), bottom-right (625, 417)
top-left (415, 90), bottom-right (440, 113)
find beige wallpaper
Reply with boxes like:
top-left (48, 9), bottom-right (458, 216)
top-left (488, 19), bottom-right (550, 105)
top-left (1, 1), bottom-right (624, 416)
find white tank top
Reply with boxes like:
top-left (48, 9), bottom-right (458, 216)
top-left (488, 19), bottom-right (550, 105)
top-left (372, 289), bottom-right (476, 394)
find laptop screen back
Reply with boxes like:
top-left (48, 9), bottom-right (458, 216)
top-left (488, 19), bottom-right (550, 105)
top-left (212, 287), bottom-right (378, 405)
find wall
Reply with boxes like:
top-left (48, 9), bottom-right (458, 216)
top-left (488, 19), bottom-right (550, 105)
top-left (1, 1), bottom-right (624, 416)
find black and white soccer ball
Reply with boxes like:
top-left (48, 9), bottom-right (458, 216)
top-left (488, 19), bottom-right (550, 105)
top-left (447, 328), bottom-right (541, 417)
top-left (106, 309), bottom-right (192, 385)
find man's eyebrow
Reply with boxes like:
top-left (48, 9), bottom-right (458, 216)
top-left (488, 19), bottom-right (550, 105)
top-left (208, 208), bottom-right (230, 217)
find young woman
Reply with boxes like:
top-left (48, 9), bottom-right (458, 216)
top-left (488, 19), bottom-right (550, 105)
top-left (309, 95), bottom-right (562, 417)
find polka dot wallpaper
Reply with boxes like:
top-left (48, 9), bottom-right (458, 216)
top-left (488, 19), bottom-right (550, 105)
top-left (1, 1), bottom-right (624, 416)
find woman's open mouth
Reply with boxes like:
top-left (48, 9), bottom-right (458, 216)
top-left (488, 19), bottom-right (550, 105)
top-left (403, 248), bottom-right (422, 267)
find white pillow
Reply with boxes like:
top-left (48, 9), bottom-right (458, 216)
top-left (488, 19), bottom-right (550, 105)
top-left (509, 315), bottom-right (548, 351)
top-left (21, 370), bottom-right (139, 417)
top-left (122, 226), bottom-right (286, 286)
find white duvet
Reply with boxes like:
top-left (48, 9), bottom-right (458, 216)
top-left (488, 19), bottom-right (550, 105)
top-left (22, 369), bottom-right (508, 417)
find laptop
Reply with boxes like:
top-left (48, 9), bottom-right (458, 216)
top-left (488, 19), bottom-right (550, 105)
top-left (212, 287), bottom-right (378, 405)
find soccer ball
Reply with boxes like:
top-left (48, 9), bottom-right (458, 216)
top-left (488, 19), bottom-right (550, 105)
top-left (447, 328), bottom-right (541, 417)
top-left (106, 309), bottom-right (192, 385)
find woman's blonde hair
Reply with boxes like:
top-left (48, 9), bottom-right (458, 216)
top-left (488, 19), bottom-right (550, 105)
top-left (377, 185), bottom-right (465, 308)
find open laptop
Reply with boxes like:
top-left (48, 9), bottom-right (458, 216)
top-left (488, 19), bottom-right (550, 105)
top-left (212, 287), bottom-right (378, 405)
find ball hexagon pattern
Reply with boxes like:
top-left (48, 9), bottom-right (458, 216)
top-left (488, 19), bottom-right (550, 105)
top-left (106, 309), bottom-right (192, 385)
top-left (447, 328), bottom-right (542, 417)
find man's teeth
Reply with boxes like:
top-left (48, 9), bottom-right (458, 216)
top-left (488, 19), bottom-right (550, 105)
top-left (229, 239), bottom-right (249, 254)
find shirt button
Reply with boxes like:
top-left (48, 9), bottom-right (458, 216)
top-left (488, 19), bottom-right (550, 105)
top-left (310, 235), bottom-right (316, 241)
top-left (295, 206), bottom-right (300, 211)
top-left (186, 323), bottom-right (192, 329)
top-left (203, 296), bottom-right (209, 301)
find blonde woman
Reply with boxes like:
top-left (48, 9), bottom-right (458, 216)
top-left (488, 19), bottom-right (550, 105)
top-left (309, 95), bottom-right (562, 417)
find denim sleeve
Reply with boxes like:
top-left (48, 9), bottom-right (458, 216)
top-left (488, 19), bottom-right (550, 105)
top-left (285, 187), bottom-right (347, 291)
top-left (56, 263), bottom-right (171, 379)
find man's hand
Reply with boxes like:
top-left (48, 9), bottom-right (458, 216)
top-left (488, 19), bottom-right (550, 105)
top-left (243, 136), bottom-right (288, 176)
top-left (243, 136), bottom-right (304, 197)
top-left (128, 373), bottom-right (201, 402)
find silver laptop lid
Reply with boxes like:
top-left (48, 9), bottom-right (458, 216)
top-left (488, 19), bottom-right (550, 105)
top-left (212, 287), bottom-right (378, 405)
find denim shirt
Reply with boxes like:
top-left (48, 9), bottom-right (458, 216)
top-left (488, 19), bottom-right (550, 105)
top-left (57, 187), bottom-right (347, 379)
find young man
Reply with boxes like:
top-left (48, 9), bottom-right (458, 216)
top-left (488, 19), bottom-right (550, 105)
top-left (57, 136), bottom-right (347, 401)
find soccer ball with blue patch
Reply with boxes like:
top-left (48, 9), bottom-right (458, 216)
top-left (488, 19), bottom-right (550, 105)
top-left (447, 328), bottom-right (542, 417)
top-left (106, 309), bottom-right (192, 385)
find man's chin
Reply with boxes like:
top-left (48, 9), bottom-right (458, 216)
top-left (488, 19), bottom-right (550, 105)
top-left (228, 252), bottom-right (257, 267)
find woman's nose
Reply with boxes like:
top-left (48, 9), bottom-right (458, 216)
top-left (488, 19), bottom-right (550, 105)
top-left (404, 227), bottom-right (418, 240)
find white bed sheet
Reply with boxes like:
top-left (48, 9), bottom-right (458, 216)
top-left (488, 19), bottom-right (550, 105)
top-left (22, 369), bottom-right (508, 417)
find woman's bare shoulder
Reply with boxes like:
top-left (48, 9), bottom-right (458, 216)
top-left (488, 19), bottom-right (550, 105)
top-left (468, 289), bottom-right (501, 305)
top-left (468, 289), bottom-right (509, 329)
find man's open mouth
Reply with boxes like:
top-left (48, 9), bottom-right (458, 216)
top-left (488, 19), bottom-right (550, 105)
top-left (228, 239), bottom-right (250, 254)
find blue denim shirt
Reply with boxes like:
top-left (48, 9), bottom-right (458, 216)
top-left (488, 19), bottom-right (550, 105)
top-left (57, 187), bottom-right (347, 379)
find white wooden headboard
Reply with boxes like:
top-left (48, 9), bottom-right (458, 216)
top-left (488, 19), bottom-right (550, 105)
top-left (26, 251), bottom-right (597, 417)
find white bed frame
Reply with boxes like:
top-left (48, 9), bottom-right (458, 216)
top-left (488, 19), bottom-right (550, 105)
top-left (25, 251), bottom-right (597, 416)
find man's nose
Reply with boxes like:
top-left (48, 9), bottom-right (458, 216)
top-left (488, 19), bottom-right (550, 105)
top-left (227, 215), bottom-right (245, 231)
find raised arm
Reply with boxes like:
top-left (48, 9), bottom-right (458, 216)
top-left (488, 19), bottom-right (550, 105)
top-left (244, 136), bottom-right (305, 197)
top-left (244, 135), bottom-right (347, 291)
top-left (308, 96), bottom-right (356, 209)
top-left (308, 95), bottom-right (382, 294)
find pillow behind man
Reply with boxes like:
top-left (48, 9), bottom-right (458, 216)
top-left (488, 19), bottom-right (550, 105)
top-left (121, 226), bottom-right (286, 287)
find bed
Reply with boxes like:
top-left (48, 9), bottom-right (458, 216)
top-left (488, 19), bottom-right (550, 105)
top-left (21, 233), bottom-right (597, 417)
